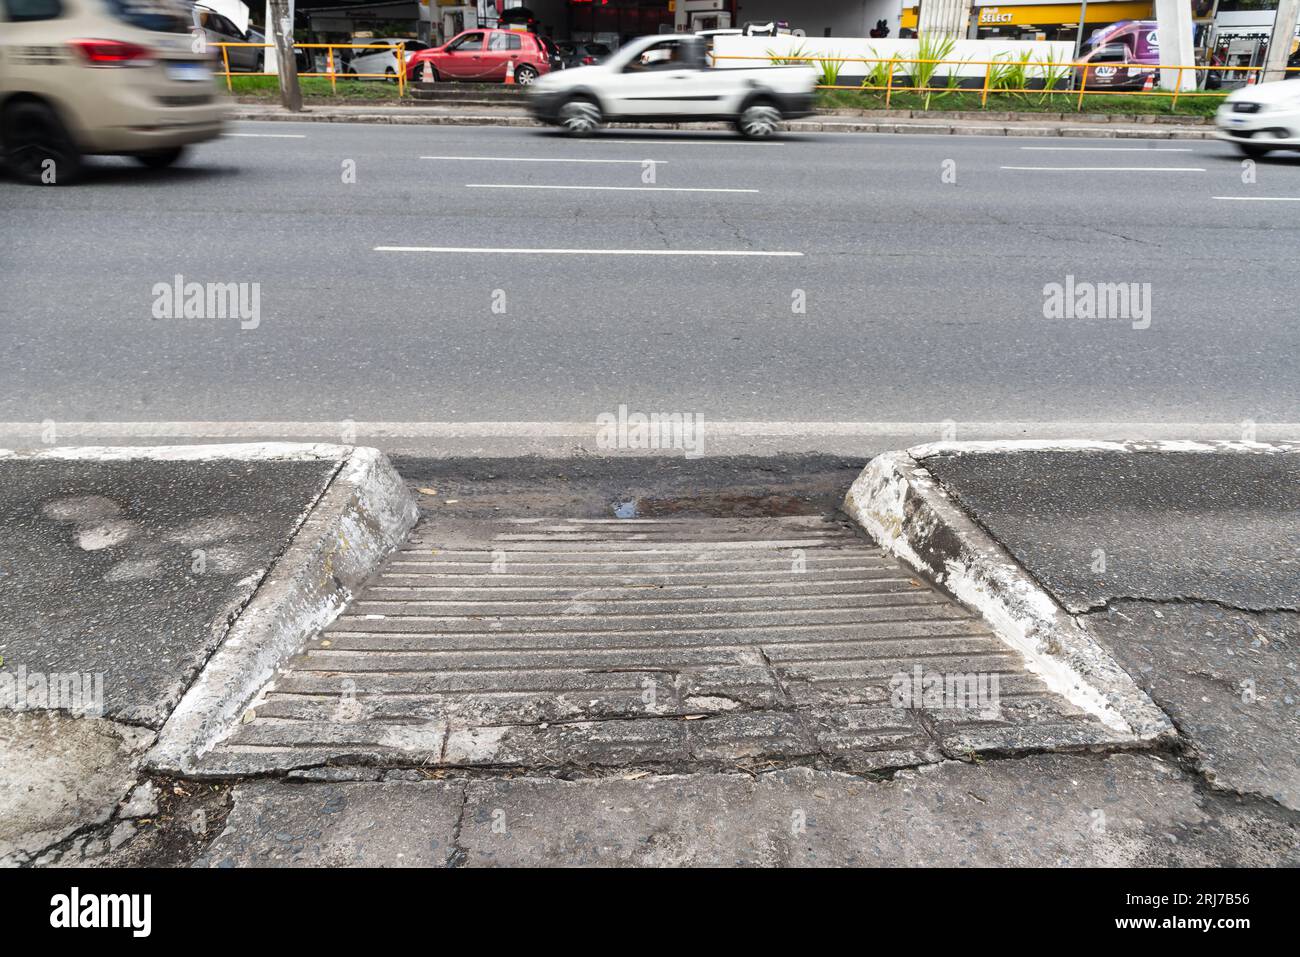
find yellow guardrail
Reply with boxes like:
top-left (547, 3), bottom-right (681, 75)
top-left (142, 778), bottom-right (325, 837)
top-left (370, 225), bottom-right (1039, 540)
top-left (211, 42), bottom-right (408, 96)
top-left (715, 54), bottom-right (1300, 111)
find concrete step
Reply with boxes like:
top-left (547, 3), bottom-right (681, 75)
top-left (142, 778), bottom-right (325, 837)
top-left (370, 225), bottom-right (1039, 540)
top-left (409, 82), bottom-right (524, 102)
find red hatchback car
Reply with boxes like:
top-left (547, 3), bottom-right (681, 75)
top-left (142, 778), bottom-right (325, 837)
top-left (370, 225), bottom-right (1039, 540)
top-left (406, 28), bottom-right (557, 84)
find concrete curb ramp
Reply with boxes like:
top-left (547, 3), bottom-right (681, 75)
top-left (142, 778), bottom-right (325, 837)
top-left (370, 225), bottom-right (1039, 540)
top-left (837, 440), bottom-right (1270, 743)
top-left (140, 444), bottom-right (419, 775)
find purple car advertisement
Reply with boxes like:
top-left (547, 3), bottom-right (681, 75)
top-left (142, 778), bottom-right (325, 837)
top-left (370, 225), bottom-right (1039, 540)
top-left (1077, 20), bottom-right (1160, 89)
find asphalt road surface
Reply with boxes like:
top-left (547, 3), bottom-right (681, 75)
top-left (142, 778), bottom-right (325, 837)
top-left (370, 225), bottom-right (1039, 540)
top-left (3, 121), bottom-right (1299, 445)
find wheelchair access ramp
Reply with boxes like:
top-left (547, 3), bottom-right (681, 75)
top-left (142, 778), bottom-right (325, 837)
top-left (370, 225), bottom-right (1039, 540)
top-left (190, 515), bottom-right (1124, 775)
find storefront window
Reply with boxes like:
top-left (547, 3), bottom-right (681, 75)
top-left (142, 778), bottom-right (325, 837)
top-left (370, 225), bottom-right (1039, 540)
top-left (568, 0), bottom-right (677, 44)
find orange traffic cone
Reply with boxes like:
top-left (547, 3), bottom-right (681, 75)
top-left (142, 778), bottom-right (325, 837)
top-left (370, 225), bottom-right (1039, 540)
top-left (505, 59), bottom-right (515, 85)
top-left (421, 60), bottom-right (433, 83)
top-left (1247, 72), bottom-right (1257, 85)
top-left (1141, 72), bottom-right (1154, 92)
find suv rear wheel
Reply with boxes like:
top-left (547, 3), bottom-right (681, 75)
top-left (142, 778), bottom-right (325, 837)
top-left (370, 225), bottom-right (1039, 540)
top-left (515, 64), bottom-right (538, 85)
top-left (3, 100), bottom-right (83, 186)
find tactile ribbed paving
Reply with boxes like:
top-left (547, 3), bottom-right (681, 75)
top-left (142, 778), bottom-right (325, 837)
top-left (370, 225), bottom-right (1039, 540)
top-left (201, 516), bottom-right (1116, 773)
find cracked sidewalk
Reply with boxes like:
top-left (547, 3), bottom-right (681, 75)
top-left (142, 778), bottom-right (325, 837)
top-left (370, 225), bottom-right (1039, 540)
top-left (3, 449), bottom-right (1298, 867)
top-left (915, 442), bottom-right (1300, 813)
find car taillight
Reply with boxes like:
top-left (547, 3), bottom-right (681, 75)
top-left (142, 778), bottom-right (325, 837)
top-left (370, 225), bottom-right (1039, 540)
top-left (69, 39), bottom-right (156, 67)
top-left (581, 56), bottom-right (596, 65)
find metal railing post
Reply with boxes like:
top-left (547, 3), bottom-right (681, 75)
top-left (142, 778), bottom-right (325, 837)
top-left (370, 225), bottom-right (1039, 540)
top-left (221, 44), bottom-right (232, 91)
top-left (1076, 61), bottom-right (1088, 112)
top-left (885, 57), bottom-right (895, 108)
top-left (981, 58), bottom-right (991, 106)
top-left (398, 42), bottom-right (405, 96)
top-left (328, 45), bottom-right (336, 93)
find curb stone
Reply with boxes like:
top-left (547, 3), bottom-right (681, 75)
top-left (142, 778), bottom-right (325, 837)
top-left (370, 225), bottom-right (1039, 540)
top-left (842, 441), bottom-right (1178, 742)
top-left (237, 97), bottom-right (1217, 126)
top-left (228, 108), bottom-right (1216, 140)
top-left (146, 444), bottom-right (418, 775)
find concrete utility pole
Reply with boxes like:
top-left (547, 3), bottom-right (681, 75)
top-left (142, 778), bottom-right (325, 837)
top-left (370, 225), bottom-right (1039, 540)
top-left (917, 0), bottom-right (973, 38)
top-left (1073, 0), bottom-right (1090, 60)
top-left (1154, 0), bottom-right (1198, 91)
top-left (1263, 0), bottom-right (1300, 82)
top-left (267, 0), bottom-right (302, 112)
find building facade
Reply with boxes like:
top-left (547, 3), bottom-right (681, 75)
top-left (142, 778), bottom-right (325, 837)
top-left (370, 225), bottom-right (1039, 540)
top-left (901, 0), bottom-right (1157, 42)
top-left (295, 0), bottom-right (1300, 51)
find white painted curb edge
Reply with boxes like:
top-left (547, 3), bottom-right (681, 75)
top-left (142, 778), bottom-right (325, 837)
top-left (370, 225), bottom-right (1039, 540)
top-left (146, 445), bottom-right (419, 774)
top-left (843, 444), bottom-right (1176, 741)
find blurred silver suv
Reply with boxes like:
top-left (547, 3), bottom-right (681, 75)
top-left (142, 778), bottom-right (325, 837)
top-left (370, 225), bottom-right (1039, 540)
top-left (0, 0), bottom-right (226, 184)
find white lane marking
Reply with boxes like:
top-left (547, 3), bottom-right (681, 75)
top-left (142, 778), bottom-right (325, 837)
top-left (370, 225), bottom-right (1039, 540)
top-left (422, 155), bottom-right (667, 164)
top-left (1213, 195), bottom-right (1300, 202)
top-left (1001, 165), bottom-right (1206, 172)
top-left (374, 246), bottom-right (800, 256)
top-left (223, 132), bottom-right (307, 138)
top-left (464, 183), bottom-right (758, 193)
top-left (1019, 146), bottom-right (1194, 152)
top-left (579, 139), bottom-right (785, 146)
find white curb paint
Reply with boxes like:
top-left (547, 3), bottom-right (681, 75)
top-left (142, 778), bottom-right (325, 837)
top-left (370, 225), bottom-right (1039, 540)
top-left (1001, 165), bottom-right (1206, 172)
top-left (907, 438), bottom-right (1300, 457)
top-left (843, 442), bottom-right (1183, 741)
top-left (4, 424), bottom-right (1297, 460)
top-left (146, 445), bottom-right (418, 774)
top-left (0, 442), bottom-right (351, 462)
top-left (7, 422), bottom-right (1296, 441)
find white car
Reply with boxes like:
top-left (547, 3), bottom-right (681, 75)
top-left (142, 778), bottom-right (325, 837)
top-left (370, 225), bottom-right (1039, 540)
top-left (526, 34), bottom-right (817, 138)
top-left (346, 37), bottom-right (428, 80)
top-left (1214, 77), bottom-right (1300, 157)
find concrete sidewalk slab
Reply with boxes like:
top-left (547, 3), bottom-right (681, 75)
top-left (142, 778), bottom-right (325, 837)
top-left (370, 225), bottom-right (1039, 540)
top-left (195, 779), bottom-right (465, 867)
top-left (0, 711), bottom-right (153, 866)
top-left (194, 754), bottom-right (1298, 867)
top-left (917, 442), bottom-right (1300, 613)
top-left (1086, 603), bottom-right (1299, 811)
top-left (845, 440), bottom-right (1299, 812)
top-left (0, 444), bottom-right (417, 866)
top-left (0, 445), bottom-right (343, 727)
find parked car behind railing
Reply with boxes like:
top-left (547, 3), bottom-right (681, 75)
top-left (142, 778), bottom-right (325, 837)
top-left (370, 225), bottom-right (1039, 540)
top-left (347, 37), bottom-right (428, 80)
top-left (406, 28), bottom-right (557, 84)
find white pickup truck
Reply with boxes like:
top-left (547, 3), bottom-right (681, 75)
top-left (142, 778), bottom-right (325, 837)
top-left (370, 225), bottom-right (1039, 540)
top-left (526, 34), bottom-right (817, 138)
